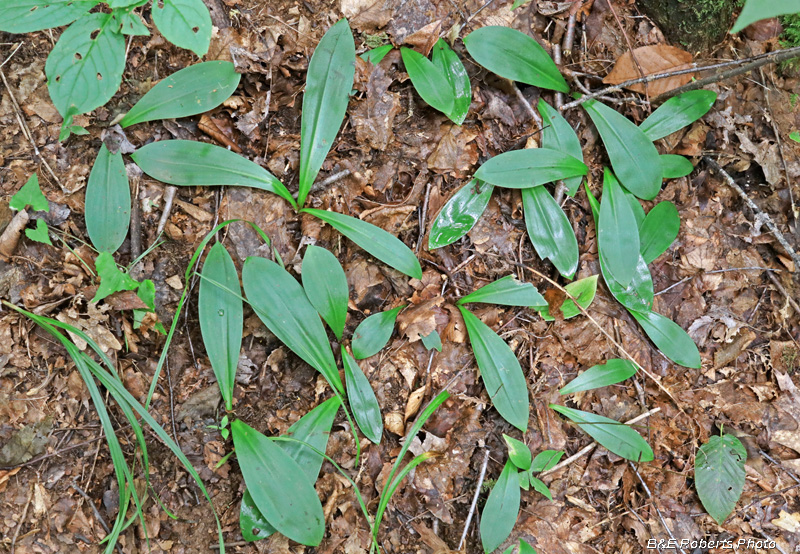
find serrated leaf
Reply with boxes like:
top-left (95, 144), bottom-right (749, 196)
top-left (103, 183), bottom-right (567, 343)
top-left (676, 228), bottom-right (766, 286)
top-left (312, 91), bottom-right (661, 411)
top-left (503, 434), bottom-right (531, 470)
top-left (660, 154), bottom-right (694, 179)
top-left (538, 99), bottom-right (583, 195)
top-left (351, 306), bottom-right (403, 359)
top-left (10, 174), bottom-right (49, 212)
top-left (460, 307), bottom-right (529, 431)
top-left (550, 405), bottom-right (654, 462)
top-left (464, 26), bottom-right (568, 93)
top-left (421, 330), bottom-right (442, 352)
top-left (360, 44), bottom-right (393, 64)
top-left (301, 245), bottom-right (349, 340)
top-left (458, 275), bottom-right (546, 308)
top-left (530, 450), bottom-right (563, 472)
top-left (522, 186), bottom-right (579, 279)
top-left (93, 251), bottom-right (139, 303)
top-left (639, 201), bottom-right (680, 264)
top-left (343, 348), bottom-right (383, 443)
top-left (598, 168), bottom-right (639, 287)
top-left (26, 219), bottom-right (52, 245)
top-left (401, 47), bottom-right (455, 118)
top-left (630, 309), bottom-right (701, 368)
top-left (530, 476), bottom-right (551, 500)
top-left (298, 19), bottom-right (355, 208)
top-left (431, 39), bottom-right (471, 124)
top-left (538, 275), bottom-right (598, 321)
top-left (0, 0), bottom-right (98, 33)
top-left (475, 148), bottom-right (587, 188)
top-left (85, 144), bottom-right (130, 254)
top-left (640, 90), bottom-right (717, 141)
top-left (428, 180), bottom-right (493, 249)
top-left (694, 433), bottom-right (746, 524)
top-left (480, 460), bottom-right (520, 554)
top-left (151, 0), bottom-right (212, 57)
top-left (559, 359), bottom-right (637, 395)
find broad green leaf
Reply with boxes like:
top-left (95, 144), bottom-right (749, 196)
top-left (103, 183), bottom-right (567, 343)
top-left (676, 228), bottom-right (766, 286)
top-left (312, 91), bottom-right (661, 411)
top-left (459, 307), bottom-right (529, 431)
top-left (107, 0), bottom-right (147, 7)
top-left (131, 140), bottom-right (295, 206)
top-left (113, 9), bottom-right (150, 36)
top-left (86, 144), bottom-right (130, 254)
top-left (45, 13), bottom-right (125, 120)
top-left (242, 256), bottom-right (343, 392)
top-left (538, 275), bottom-right (598, 321)
top-left (790, 130), bottom-right (800, 143)
top-left (475, 148), bottom-right (587, 189)
top-left (137, 279), bottom-right (156, 311)
top-left (421, 330), bottom-right (442, 352)
top-left (518, 470), bottom-right (530, 490)
top-left (351, 306), bottom-right (403, 359)
top-left (0, 0), bottom-right (98, 33)
top-left (231, 419), bottom-right (325, 546)
top-left (520, 540), bottom-right (538, 554)
top-left (93, 252), bottom-right (140, 303)
top-left (598, 169), bottom-right (639, 287)
top-left (120, 61), bottom-right (240, 127)
top-left (661, 154), bottom-right (694, 179)
top-left (622, 187), bottom-right (646, 229)
top-left (503, 434), bottom-right (531, 470)
top-left (639, 201), bottom-right (680, 264)
top-left (464, 26), bottom-right (568, 93)
top-left (480, 460), bottom-right (520, 554)
top-left (530, 450), bottom-right (563, 472)
top-left (559, 359), bottom-right (637, 395)
top-left (428, 180), bottom-right (493, 249)
top-left (530, 476), bottom-right (552, 500)
top-left (458, 275), bottom-right (546, 308)
top-left (10, 174), bottom-right (49, 212)
top-left (343, 348), bottom-right (383, 443)
top-left (630, 310), bottom-right (701, 368)
top-left (302, 245), bottom-right (349, 340)
top-left (198, 243), bottom-right (242, 411)
top-left (550, 405), bottom-right (654, 462)
top-left (298, 19), bottom-right (356, 208)
top-left (583, 100), bottom-right (662, 200)
top-left (26, 219), bottom-right (52, 245)
top-left (695, 434), bottom-right (746, 524)
top-left (538, 99), bottom-right (583, 195)
top-left (151, 0), bottom-right (212, 57)
top-left (401, 47), bottom-right (455, 118)
top-left (431, 39), bottom-right (471, 125)
top-left (522, 186), bottom-right (579, 279)
top-left (360, 44), bottom-right (393, 64)
top-left (640, 90), bottom-right (717, 141)
top-left (732, 0), bottom-right (800, 32)
top-left (302, 208), bottom-right (422, 279)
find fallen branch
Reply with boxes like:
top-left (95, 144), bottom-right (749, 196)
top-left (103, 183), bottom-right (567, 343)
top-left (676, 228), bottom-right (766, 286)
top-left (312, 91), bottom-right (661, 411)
top-left (458, 448), bottom-right (490, 551)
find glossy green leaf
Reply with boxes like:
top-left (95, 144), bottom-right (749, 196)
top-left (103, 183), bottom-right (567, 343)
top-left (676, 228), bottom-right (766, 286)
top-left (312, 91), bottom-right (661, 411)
top-left (351, 306), bottom-right (403, 359)
top-left (559, 359), bottom-right (637, 395)
top-left (428, 180), bottom-right (493, 249)
top-left (401, 47), bottom-right (455, 118)
top-left (630, 310), bottom-right (701, 368)
top-left (298, 19), bottom-right (356, 208)
top-left (583, 100), bottom-right (662, 200)
top-left (0, 0), bottom-right (98, 33)
top-left (480, 460), bottom-right (520, 554)
top-left (530, 450), bottom-right (563, 472)
top-left (598, 169), bottom-right (639, 287)
top-left (302, 208), bottom-right (422, 279)
top-left (538, 99), bottom-right (583, 195)
top-left (519, 540), bottom-right (538, 554)
top-left (120, 61), bottom-right (240, 127)
top-left (639, 201), bottom-right (680, 264)
top-left (464, 26), bottom-right (569, 93)
top-left (421, 330), bottom-right (442, 352)
top-left (550, 405), bottom-right (654, 462)
top-left (242, 256), bottom-right (343, 391)
top-left (45, 13), bottom-right (125, 120)
top-left (431, 39), bottom-right (471, 124)
top-left (93, 252), bottom-right (140, 304)
top-left (459, 307), bottom-right (529, 431)
top-left (475, 148), bottom-right (587, 189)
top-left (522, 186), bottom-right (579, 279)
top-left (302, 245), bottom-right (349, 340)
top-left (26, 219), bottom-right (52, 245)
top-left (231, 419), bottom-right (325, 546)
top-left (131, 140), bottom-right (295, 206)
top-left (660, 154), bottom-right (694, 179)
top-left (530, 476), bottom-right (552, 500)
top-left (695, 433), bottom-right (746, 524)
top-left (458, 275), bottom-right (546, 308)
top-left (732, 0), bottom-right (800, 32)
top-left (623, 187), bottom-right (646, 229)
top-left (503, 434), bottom-right (531, 470)
top-left (152, 0), bottom-right (212, 57)
top-left (538, 275), bottom-right (598, 321)
top-left (343, 348), bottom-right (383, 443)
top-left (10, 174), bottom-right (49, 212)
top-left (85, 144), bottom-right (130, 254)
top-left (640, 90), bottom-right (717, 140)
top-left (198, 243), bottom-right (242, 411)
top-left (360, 44), bottom-right (393, 64)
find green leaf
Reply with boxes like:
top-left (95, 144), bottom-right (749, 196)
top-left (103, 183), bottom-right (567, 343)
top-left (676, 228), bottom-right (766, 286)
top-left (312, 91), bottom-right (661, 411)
top-left (85, 144), bottom-right (130, 254)
top-left (198, 243), bottom-right (242, 411)
top-left (538, 275), bottom-right (598, 321)
top-left (342, 348), bottom-right (383, 443)
top-left (503, 434), bottom-right (531, 470)
top-left (630, 310), bottom-right (701, 368)
top-left (131, 140), bottom-right (295, 206)
top-left (530, 476), bottom-right (552, 500)
top-left (137, 279), bottom-right (156, 311)
top-left (120, 61), bottom-right (240, 127)
top-left (511, 0), bottom-right (532, 9)
top-left (559, 359), bottom-right (637, 395)
top-left (622, 186), bottom-right (646, 229)
top-left (428, 180), bottom-right (493, 249)
top-left (242, 256), bottom-right (343, 392)
top-left (10, 174), bottom-right (49, 212)
top-left (401, 47), bottom-right (455, 118)
top-left (475, 148), bottom-right (587, 188)
top-left (519, 540), bottom-right (538, 554)
top-left (26, 219), bottom-right (52, 245)
top-left (598, 168), bottom-right (639, 287)
top-left (522, 186), bottom-right (579, 279)
top-left (302, 245), bottom-right (349, 340)
top-left (660, 154), bottom-right (694, 179)
top-left (583, 100), bottom-right (662, 200)
top-left (112, 8), bottom-right (150, 36)
top-left (789, 130), bottom-right (800, 143)
top-left (45, 13), bottom-right (125, 120)
top-left (550, 405), bottom-right (654, 462)
top-left (732, 0), bottom-right (800, 32)
top-left (351, 306), bottom-right (403, 359)
top-left (459, 307), bottom-right (529, 431)
top-left (464, 26), bottom-right (569, 93)
top-left (480, 460), bottom-right (520, 553)
top-left (151, 0), bottom-right (212, 57)
top-left (538, 99), bottom-right (583, 195)
top-left (530, 450), bottom-right (563, 472)
top-left (298, 19), bottom-right (356, 208)
top-left (231, 419), bottom-right (325, 546)
top-left (639, 201), bottom-right (680, 264)
top-left (0, 0), bottom-right (98, 33)
top-left (694, 433), bottom-right (746, 524)
top-left (302, 208), bottom-right (422, 279)
top-left (421, 330), bottom-right (442, 352)
top-left (431, 39), bottom-right (471, 125)
top-left (360, 44), bottom-right (393, 64)
top-left (640, 90), bottom-right (717, 141)
top-left (518, 470), bottom-right (530, 490)
top-left (458, 275), bottom-right (546, 308)
top-left (93, 251), bottom-right (139, 303)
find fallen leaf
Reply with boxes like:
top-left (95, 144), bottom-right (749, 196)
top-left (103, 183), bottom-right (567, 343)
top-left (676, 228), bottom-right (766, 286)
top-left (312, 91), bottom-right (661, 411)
top-left (603, 44), bottom-right (694, 96)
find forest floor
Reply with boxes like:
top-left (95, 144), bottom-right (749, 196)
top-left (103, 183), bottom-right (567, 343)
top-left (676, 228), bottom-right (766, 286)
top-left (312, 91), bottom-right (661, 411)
top-left (1, 0), bottom-right (800, 553)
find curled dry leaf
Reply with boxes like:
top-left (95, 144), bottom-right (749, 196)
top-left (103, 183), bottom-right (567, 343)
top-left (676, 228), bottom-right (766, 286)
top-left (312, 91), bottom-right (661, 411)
top-left (385, 411), bottom-right (405, 435)
top-left (603, 44), bottom-right (694, 97)
top-left (405, 386), bottom-right (427, 421)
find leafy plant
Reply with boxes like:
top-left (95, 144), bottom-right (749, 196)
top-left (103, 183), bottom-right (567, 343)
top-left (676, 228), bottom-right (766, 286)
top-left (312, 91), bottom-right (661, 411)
top-left (351, 305), bottom-right (404, 359)
top-left (9, 173), bottom-right (54, 246)
top-left (85, 143), bottom-right (130, 254)
top-left (559, 359), bottom-right (637, 395)
top-left (694, 432), bottom-right (746, 524)
top-left (732, 0), bottom-right (800, 33)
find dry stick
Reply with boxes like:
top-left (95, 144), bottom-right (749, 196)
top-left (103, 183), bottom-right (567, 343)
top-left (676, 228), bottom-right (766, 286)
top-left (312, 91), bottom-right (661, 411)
top-left (155, 186), bottom-right (177, 236)
top-left (563, 12), bottom-right (577, 57)
top-left (605, 0), bottom-right (650, 109)
top-left (9, 483), bottom-right (34, 554)
top-left (629, 462), bottom-right (685, 554)
top-left (767, 271), bottom-right (800, 315)
top-left (514, 86), bottom-right (543, 131)
top-left (458, 448), bottom-right (490, 551)
top-left (417, 181), bottom-right (432, 254)
top-left (704, 156), bottom-right (800, 272)
top-left (309, 168), bottom-right (351, 193)
top-left (71, 482), bottom-right (125, 554)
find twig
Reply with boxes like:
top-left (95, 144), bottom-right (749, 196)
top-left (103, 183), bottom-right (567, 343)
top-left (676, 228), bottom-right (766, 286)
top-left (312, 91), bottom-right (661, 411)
top-left (563, 13), bottom-right (577, 57)
top-left (6, 434), bottom-right (110, 469)
top-left (629, 462), bottom-right (684, 554)
top-left (308, 169), bottom-right (351, 193)
top-left (758, 531), bottom-right (788, 554)
top-left (10, 483), bottom-right (34, 554)
top-left (514, 86), bottom-right (543, 130)
top-left (71, 482), bottom-right (125, 554)
top-left (767, 271), bottom-right (800, 314)
top-left (0, 42), bottom-right (22, 69)
top-left (759, 450), bottom-right (800, 485)
top-left (418, 181), bottom-right (431, 254)
top-left (458, 448), bottom-right (489, 551)
top-left (156, 186), bottom-right (177, 236)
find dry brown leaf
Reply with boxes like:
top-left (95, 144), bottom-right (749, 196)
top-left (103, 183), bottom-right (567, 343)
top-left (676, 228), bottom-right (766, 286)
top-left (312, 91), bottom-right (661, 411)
top-left (603, 44), bottom-right (694, 96)
top-left (402, 20), bottom-right (442, 56)
top-left (404, 386), bottom-right (426, 421)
